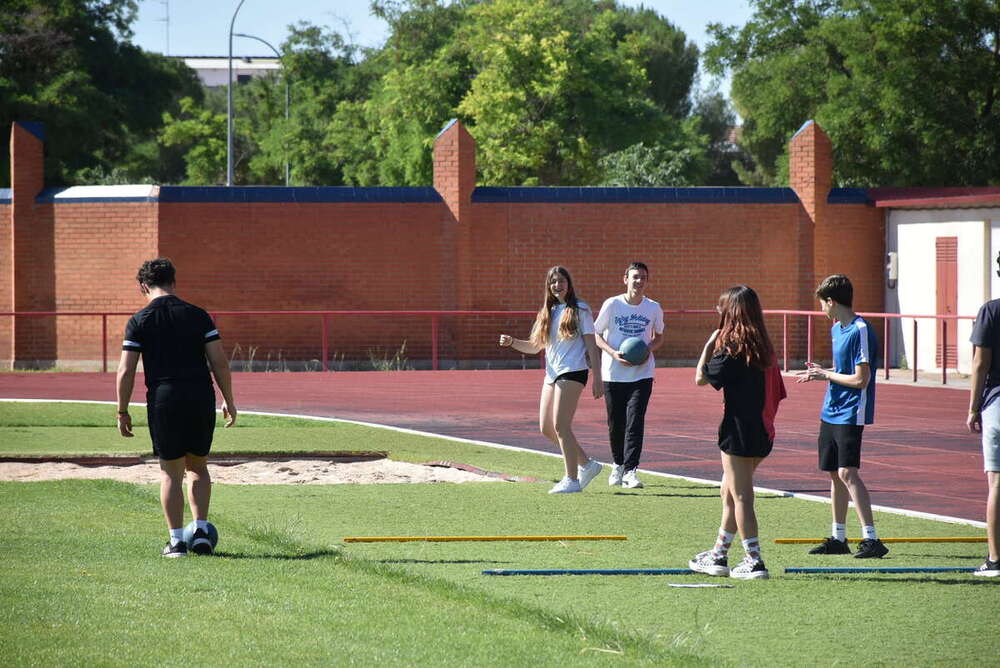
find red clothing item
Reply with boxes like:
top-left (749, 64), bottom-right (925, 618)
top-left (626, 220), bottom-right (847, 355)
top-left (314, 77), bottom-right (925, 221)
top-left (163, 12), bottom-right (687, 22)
top-left (762, 365), bottom-right (787, 442)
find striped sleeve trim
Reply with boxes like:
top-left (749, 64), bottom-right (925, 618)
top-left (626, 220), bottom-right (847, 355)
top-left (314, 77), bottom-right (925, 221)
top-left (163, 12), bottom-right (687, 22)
top-left (855, 320), bottom-right (871, 364)
top-left (204, 329), bottom-right (221, 343)
top-left (122, 339), bottom-right (142, 351)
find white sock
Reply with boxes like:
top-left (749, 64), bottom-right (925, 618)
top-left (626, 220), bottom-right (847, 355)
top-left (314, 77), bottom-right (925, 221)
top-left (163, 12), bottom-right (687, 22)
top-left (862, 525), bottom-right (877, 540)
top-left (195, 520), bottom-right (209, 531)
top-left (712, 529), bottom-right (735, 557)
top-left (832, 523), bottom-right (846, 542)
top-left (742, 537), bottom-right (761, 560)
top-left (169, 528), bottom-right (185, 545)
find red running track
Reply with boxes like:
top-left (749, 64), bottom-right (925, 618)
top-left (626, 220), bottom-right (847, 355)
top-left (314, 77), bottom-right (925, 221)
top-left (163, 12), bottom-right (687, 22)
top-left (0, 369), bottom-right (982, 523)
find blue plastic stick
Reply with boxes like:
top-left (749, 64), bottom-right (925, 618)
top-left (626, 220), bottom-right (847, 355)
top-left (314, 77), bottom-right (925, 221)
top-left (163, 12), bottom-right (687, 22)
top-left (483, 568), bottom-right (696, 576)
top-left (785, 566), bottom-right (974, 574)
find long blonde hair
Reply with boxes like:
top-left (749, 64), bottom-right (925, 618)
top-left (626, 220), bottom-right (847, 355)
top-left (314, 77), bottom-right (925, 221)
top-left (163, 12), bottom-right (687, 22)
top-left (529, 266), bottom-right (581, 347)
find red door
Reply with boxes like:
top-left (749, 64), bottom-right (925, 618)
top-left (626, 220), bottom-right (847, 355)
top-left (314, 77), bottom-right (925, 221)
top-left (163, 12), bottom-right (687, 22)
top-left (935, 237), bottom-right (958, 368)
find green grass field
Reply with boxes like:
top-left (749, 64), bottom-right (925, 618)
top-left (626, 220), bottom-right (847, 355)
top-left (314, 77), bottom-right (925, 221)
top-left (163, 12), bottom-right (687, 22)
top-left (1, 401), bottom-right (995, 666)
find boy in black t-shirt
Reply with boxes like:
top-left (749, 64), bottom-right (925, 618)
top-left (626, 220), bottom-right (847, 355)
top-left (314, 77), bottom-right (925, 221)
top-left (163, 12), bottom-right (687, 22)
top-left (968, 253), bottom-right (1000, 577)
top-left (116, 258), bottom-right (237, 557)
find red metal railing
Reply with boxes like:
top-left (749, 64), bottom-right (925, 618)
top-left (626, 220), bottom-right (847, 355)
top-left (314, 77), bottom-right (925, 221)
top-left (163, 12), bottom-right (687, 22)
top-left (1, 309), bottom-right (976, 381)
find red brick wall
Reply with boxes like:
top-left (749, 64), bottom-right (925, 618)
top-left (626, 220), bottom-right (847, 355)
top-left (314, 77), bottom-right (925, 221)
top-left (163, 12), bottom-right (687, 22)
top-left (4, 119), bottom-right (887, 368)
top-left (51, 201), bottom-right (158, 367)
top-left (157, 201), bottom-right (455, 365)
top-left (467, 201), bottom-right (814, 363)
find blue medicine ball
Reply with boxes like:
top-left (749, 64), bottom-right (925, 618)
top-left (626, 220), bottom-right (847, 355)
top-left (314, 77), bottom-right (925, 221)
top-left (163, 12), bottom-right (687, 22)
top-left (182, 521), bottom-right (219, 549)
top-left (618, 337), bottom-right (649, 365)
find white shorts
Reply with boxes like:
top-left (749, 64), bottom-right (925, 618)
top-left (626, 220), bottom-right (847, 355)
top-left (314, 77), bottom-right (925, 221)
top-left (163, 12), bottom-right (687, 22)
top-left (982, 400), bottom-right (1000, 472)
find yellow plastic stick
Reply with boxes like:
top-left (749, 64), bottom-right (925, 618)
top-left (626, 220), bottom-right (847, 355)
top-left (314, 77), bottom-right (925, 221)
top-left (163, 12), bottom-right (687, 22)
top-left (343, 535), bottom-right (627, 543)
top-left (775, 537), bottom-right (985, 544)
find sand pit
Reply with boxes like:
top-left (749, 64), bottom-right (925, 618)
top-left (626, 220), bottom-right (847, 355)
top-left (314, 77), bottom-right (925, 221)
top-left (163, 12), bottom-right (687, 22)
top-left (0, 459), bottom-right (506, 485)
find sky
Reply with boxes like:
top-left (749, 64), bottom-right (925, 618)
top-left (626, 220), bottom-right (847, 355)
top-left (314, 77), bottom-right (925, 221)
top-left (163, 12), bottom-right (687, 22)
top-left (131, 0), bottom-right (754, 94)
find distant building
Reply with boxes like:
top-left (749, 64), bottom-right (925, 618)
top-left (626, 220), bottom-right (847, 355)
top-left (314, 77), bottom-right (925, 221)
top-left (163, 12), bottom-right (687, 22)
top-left (173, 56), bottom-right (281, 88)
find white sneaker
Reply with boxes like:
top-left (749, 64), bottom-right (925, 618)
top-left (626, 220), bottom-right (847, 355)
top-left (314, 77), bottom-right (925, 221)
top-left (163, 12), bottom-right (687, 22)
top-left (608, 464), bottom-right (625, 486)
top-left (548, 477), bottom-right (582, 494)
top-left (578, 460), bottom-right (603, 489)
top-left (621, 468), bottom-right (644, 489)
top-left (730, 555), bottom-right (769, 580)
top-left (688, 550), bottom-right (730, 576)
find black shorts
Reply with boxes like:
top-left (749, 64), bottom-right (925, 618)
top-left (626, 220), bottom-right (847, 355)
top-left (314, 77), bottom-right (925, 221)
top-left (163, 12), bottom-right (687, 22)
top-left (718, 415), bottom-right (773, 459)
top-left (553, 369), bottom-right (588, 386)
top-left (818, 421), bottom-right (864, 471)
top-left (147, 381), bottom-right (216, 461)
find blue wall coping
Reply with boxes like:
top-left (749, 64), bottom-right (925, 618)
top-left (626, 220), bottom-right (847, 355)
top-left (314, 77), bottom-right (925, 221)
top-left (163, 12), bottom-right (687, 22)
top-left (0, 188), bottom-right (11, 203)
top-left (472, 186), bottom-right (799, 204)
top-left (21, 185), bottom-right (875, 206)
top-left (157, 186), bottom-right (443, 203)
top-left (827, 188), bottom-right (872, 205)
top-left (18, 122), bottom-right (45, 142)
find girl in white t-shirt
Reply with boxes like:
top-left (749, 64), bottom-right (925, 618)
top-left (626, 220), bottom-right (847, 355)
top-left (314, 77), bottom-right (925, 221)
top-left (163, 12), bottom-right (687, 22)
top-left (499, 266), bottom-right (604, 494)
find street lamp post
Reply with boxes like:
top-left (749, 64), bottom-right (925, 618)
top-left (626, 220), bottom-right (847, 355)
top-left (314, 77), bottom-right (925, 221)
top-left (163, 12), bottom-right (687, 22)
top-left (226, 0), bottom-right (247, 186)
top-left (234, 32), bottom-right (290, 186)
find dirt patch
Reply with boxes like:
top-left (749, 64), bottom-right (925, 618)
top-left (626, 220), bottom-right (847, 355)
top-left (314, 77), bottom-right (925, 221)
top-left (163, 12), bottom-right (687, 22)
top-left (0, 459), bottom-right (505, 485)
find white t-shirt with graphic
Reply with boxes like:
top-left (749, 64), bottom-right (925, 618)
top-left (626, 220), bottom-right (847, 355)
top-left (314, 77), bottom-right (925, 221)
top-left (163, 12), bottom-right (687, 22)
top-left (594, 295), bottom-right (665, 382)
top-left (544, 301), bottom-right (595, 384)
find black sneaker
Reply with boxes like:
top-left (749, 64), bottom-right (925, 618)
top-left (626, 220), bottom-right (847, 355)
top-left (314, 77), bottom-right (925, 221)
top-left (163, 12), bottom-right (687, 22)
top-left (974, 558), bottom-right (1000, 577)
top-left (853, 538), bottom-right (889, 559)
top-left (190, 528), bottom-right (213, 556)
top-left (808, 537), bottom-right (851, 555)
top-left (162, 541), bottom-right (188, 558)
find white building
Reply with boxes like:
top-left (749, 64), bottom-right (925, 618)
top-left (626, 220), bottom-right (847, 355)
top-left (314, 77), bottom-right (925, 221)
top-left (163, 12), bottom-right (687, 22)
top-left (881, 188), bottom-right (1000, 374)
top-left (175, 56), bottom-right (281, 88)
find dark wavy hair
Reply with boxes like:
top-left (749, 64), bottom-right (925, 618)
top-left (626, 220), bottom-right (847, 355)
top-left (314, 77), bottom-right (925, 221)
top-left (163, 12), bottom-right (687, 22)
top-left (714, 285), bottom-right (775, 369)
top-left (136, 258), bottom-right (176, 288)
top-left (530, 266), bottom-right (582, 347)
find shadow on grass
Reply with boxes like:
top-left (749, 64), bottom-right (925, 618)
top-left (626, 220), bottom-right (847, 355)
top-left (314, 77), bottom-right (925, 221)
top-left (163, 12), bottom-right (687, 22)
top-left (213, 549), bottom-right (340, 561)
top-left (377, 558), bottom-right (513, 565)
top-left (612, 491), bottom-right (717, 498)
top-left (903, 553), bottom-right (984, 560)
top-left (839, 576), bottom-right (1000, 586)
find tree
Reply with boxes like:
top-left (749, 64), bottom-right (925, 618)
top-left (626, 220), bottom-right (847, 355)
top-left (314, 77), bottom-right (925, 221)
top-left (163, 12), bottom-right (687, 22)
top-left (160, 97), bottom-right (228, 185)
top-left (327, 0), bottom-right (700, 186)
top-left (326, 0), bottom-right (473, 186)
top-left (0, 0), bottom-right (202, 185)
top-left (705, 0), bottom-right (1000, 186)
top-left (267, 22), bottom-right (379, 185)
top-left (689, 86), bottom-right (751, 186)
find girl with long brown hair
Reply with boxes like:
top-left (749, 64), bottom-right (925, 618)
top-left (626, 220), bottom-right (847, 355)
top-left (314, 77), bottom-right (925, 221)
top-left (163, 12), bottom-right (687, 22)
top-left (690, 286), bottom-right (786, 579)
top-left (499, 266), bottom-right (604, 494)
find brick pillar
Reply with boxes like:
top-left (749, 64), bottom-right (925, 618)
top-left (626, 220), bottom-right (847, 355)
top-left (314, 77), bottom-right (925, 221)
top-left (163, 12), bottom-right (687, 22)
top-left (789, 120), bottom-right (834, 306)
top-left (433, 118), bottom-right (476, 309)
top-left (434, 119), bottom-right (475, 221)
top-left (9, 122), bottom-right (55, 368)
top-left (789, 120), bottom-right (883, 315)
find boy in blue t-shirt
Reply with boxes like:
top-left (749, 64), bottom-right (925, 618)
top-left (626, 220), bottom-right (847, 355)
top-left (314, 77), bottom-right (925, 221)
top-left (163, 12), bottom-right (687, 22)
top-left (796, 274), bottom-right (888, 559)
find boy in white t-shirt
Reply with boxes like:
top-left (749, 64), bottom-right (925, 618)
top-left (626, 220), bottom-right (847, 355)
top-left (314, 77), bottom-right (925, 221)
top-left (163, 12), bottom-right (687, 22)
top-left (594, 262), bottom-right (665, 488)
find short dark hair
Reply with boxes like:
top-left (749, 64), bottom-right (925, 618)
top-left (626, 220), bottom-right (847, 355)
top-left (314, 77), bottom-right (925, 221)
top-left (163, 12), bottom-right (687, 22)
top-left (816, 274), bottom-right (853, 307)
top-left (137, 258), bottom-right (176, 288)
top-left (625, 261), bottom-right (649, 276)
